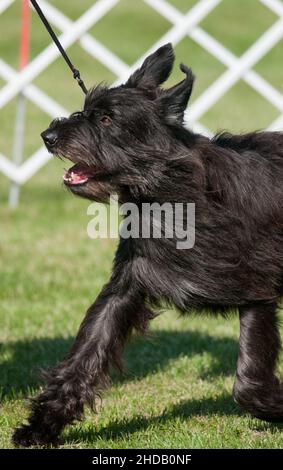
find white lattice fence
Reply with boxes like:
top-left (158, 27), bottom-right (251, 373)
top-left (0, 0), bottom-right (283, 188)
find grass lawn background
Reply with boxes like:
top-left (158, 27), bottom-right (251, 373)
top-left (0, 0), bottom-right (283, 448)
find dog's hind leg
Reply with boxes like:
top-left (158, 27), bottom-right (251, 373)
top-left (233, 302), bottom-right (283, 422)
top-left (12, 283), bottom-right (154, 447)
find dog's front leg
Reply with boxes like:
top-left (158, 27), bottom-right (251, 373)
top-left (13, 282), bottom-right (153, 447)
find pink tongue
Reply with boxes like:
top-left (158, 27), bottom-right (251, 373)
top-left (63, 169), bottom-right (89, 185)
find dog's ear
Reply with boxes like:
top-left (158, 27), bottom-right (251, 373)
top-left (124, 43), bottom-right (175, 91)
top-left (157, 64), bottom-right (195, 125)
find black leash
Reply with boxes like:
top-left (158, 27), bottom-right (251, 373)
top-left (30, 0), bottom-right (88, 95)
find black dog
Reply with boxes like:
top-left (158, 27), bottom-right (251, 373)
top-left (13, 44), bottom-right (283, 447)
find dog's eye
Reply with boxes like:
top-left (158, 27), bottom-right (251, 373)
top-left (72, 112), bottom-right (83, 119)
top-left (100, 115), bottom-right (112, 125)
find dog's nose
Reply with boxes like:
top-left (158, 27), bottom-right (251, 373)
top-left (41, 129), bottom-right (59, 147)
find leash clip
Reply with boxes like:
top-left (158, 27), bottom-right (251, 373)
top-left (73, 68), bottom-right (88, 95)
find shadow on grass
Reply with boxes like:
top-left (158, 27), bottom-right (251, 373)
top-left (2, 330), bottom-right (283, 443)
top-left (0, 329), bottom-right (238, 399)
top-left (66, 396), bottom-right (283, 444)
top-left (66, 394), bottom-right (241, 444)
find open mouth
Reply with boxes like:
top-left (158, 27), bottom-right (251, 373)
top-left (63, 163), bottom-right (97, 186)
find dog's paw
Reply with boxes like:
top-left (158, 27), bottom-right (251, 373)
top-left (12, 425), bottom-right (61, 448)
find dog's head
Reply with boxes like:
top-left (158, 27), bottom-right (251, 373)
top-left (41, 43), bottom-right (195, 202)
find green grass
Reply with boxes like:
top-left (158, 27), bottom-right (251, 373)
top-left (1, 0), bottom-right (283, 449)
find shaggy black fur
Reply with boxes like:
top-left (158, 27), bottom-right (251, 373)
top-left (13, 44), bottom-right (283, 447)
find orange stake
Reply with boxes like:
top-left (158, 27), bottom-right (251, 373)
top-left (19, 0), bottom-right (31, 70)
